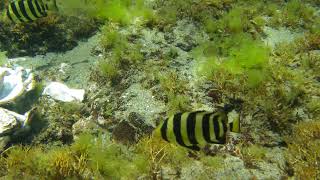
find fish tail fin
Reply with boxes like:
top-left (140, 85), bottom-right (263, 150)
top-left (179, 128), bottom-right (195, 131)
top-left (152, 125), bottom-right (162, 139)
top-left (48, 0), bottom-right (59, 12)
top-left (229, 113), bottom-right (240, 133)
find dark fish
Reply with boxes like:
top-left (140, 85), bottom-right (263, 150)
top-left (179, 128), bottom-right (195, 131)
top-left (6, 0), bottom-right (58, 23)
top-left (154, 110), bottom-right (240, 151)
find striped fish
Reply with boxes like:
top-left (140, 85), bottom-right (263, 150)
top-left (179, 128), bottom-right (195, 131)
top-left (6, 0), bottom-right (58, 23)
top-left (153, 110), bottom-right (240, 151)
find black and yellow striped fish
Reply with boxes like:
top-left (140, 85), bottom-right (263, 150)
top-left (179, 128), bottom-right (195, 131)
top-left (6, 0), bottom-right (58, 23)
top-left (153, 110), bottom-right (240, 151)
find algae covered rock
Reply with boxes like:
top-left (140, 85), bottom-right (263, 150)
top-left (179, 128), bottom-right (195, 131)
top-left (112, 112), bottom-right (154, 145)
top-left (72, 117), bottom-right (100, 138)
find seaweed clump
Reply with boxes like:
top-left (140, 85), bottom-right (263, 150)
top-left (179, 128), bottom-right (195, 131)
top-left (0, 133), bottom-right (150, 179)
top-left (194, 33), bottom-right (270, 88)
top-left (0, 15), bottom-right (98, 57)
top-left (285, 120), bottom-right (320, 178)
top-left (92, 24), bottom-right (144, 85)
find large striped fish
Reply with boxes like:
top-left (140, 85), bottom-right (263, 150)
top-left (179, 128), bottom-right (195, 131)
top-left (6, 0), bottom-right (58, 23)
top-left (153, 110), bottom-right (240, 151)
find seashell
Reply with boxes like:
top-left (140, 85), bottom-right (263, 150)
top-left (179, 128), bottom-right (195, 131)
top-left (0, 67), bottom-right (35, 105)
top-left (42, 82), bottom-right (85, 102)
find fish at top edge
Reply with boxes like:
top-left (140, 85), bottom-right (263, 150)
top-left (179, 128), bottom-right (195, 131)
top-left (4, 0), bottom-right (58, 24)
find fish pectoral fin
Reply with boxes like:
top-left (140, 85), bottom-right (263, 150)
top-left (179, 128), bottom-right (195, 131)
top-left (185, 145), bottom-right (201, 151)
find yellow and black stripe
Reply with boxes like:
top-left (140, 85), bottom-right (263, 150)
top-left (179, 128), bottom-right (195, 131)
top-left (159, 111), bottom-right (228, 151)
top-left (6, 0), bottom-right (50, 23)
top-left (156, 110), bottom-right (240, 151)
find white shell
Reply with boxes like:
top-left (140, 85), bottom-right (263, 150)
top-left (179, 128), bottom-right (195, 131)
top-left (42, 82), bottom-right (85, 102)
top-left (0, 67), bottom-right (35, 105)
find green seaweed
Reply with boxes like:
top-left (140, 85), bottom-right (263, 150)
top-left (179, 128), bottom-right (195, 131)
top-left (157, 71), bottom-right (191, 115)
top-left (59, 0), bottom-right (155, 26)
top-left (270, 0), bottom-right (316, 28)
top-left (241, 145), bottom-right (268, 161)
top-left (195, 33), bottom-right (270, 88)
top-left (285, 121), bottom-right (320, 178)
top-left (97, 59), bottom-right (120, 83)
top-left (200, 155), bottom-right (224, 170)
top-left (0, 51), bottom-right (6, 66)
top-left (0, 133), bottom-right (151, 179)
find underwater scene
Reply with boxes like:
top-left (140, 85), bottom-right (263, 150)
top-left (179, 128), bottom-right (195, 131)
top-left (0, 0), bottom-right (319, 179)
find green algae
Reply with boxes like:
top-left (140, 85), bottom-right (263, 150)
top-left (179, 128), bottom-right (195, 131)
top-left (285, 121), bottom-right (320, 178)
top-left (195, 33), bottom-right (270, 88)
top-left (0, 51), bottom-right (6, 66)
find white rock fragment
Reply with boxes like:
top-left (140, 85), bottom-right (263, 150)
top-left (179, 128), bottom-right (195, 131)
top-left (59, 63), bottom-right (71, 74)
top-left (0, 107), bottom-right (33, 135)
top-left (43, 82), bottom-right (85, 102)
top-left (0, 66), bottom-right (35, 105)
top-left (7, 57), bottom-right (28, 63)
top-left (262, 27), bottom-right (303, 49)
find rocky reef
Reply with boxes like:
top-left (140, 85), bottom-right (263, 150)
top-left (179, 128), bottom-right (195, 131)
top-left (0, 0), bottom-right (319, 179)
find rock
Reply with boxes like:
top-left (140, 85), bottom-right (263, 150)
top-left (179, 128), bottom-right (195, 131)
top-left (128, 112), bottom-right (154, 136)
top-left (0, 66), bottom-right (35, 105)
top-left (42, 82), bottom-right (85, 102)
top-left (262, 27), bottom-right (303, 50)
top-left (0, 107), bottom-right (34, 150)
top-left (116, 83), bottom-right (166, 126)
top-left (112, 121), bottom-right (136, 145)
top-left (72, 117), bottom-right (100, 138)
top-left (112, 112), bottom-right (155, 145)
top-left (0, 107), bottom-right (34, 135)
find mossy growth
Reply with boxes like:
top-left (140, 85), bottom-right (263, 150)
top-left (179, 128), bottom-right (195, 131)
top-left (97, 58), bottom-right (120, 84)
top-left (99, 25), bottom-right (144, 66)
top-left (94, 24), bottom-right (144, 84)
top-left (1, 133), bottom-right (214, 179)
top-left (199, 155), bottom-right (224, 170)
top-left (215, 6), bottom-right (250, 33)
top-left (157, 71), bottom-right (191, 115)
top-left (0, 51), bottom-right (7, 66)
top-left (99, 24), bottom-right (128, 50)
top-left (0, 133), bottom-right (151, 179)
top-left (59, 0), bottom-right (155, 26)
top-left (270, 0), bottom-right (316, 29)
top-left (306, 98), bottom-right (320, 119)
top-left (155, 0), bottom-right (235, 28)
top-left (241, 145), bottom-right (268, 162)
top-left (195, 33), bottom-right (270, 88)
top-left (166, 93), bottom-right (191, 116)
top-left (0, 13), bottom-right (98, 57)
top-left (197, 28), bottom-right (318, 135)
top-left (285, 120), bottom-right (320, 178)
top-left (135, 136), bottom-right (193, 177)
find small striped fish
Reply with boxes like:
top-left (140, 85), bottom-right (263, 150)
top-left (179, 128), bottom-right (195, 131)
top-left (6, 0), bottom-right (58, 23)
top-left (153, 110), bottom-right (240, 151)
